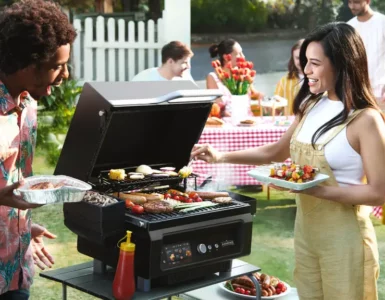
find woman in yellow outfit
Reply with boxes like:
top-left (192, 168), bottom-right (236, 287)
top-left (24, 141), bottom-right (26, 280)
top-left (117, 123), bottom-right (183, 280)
top-left (191, 22), bottom-right (385, 300)
top-left (274, 39), bottom-right (304, 115)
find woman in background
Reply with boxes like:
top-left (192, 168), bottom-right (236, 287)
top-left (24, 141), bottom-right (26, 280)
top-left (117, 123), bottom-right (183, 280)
top-left (207, 39), bottom-right (262, 117)
top-left (207, 39), bottom-right (239, 117)
top-left (275, 39), bottom-right (304, 115)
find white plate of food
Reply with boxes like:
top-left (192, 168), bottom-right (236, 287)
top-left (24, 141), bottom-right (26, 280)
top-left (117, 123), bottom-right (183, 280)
top-left (237, 119), bottom-right (257, 127)
top-left (247, 163), bottom-right (329, 191)
top-left (219, 276), bottom-right (291, 299)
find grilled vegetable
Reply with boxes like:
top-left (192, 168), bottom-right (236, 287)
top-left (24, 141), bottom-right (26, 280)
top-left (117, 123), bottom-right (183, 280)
top-left (132, 205), bottom-right (144, 214)
top-left (108, 169), bottom-right (126, 180)
top-left (225, 281), bottom-right (234, 292)
top-left (178, 166), bottom-right (192, 178)
top-left (176, 201), bottom-right (217, 213)
top-left (125, 200), bottom-right (135, 208)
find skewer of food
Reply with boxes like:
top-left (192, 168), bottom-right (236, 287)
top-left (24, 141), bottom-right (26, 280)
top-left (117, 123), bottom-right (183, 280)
top-left (269, 163), bottom-right (319, 183)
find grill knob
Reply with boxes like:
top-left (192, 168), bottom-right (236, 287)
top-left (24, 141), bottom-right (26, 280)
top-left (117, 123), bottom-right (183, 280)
top-left (197, 244), bottom-right (207, 254)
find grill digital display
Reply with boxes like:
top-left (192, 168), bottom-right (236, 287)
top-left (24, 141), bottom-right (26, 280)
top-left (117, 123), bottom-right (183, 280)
top-left (162, 242), bottom-right (193, 267)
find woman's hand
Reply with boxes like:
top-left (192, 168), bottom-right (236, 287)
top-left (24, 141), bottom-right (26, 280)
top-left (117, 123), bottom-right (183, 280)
top-left (0, 181), bottom-right (42, 209)
top-left (268, 183), bottom-right (320, 196)
top-left (31, 224), bottom-right (56, 270)
top-left (191, 144), bottom-right (223, 164)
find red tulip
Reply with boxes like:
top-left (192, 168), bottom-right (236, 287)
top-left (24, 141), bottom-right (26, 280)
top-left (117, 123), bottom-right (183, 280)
top-left (216, 67), bottom-right (223, 74)
top-left (224, 72), bottom-right (230, 79)
top-left (245, 75), bottom-right (253, 83)
top-left (248, 62), bottom-right (254, 69)
top-left (225, 61), bottom-right (232, 69)
top-left (233, 74), bottom-right (239, 81)
top-left (236, 57), bottom-right (246, 63)
top-left (231, 68), bottom-right (239, 75)
top-left (250, 70), bottom-right (256, 77)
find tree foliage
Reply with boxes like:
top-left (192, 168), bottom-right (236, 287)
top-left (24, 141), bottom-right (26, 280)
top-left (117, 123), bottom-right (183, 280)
top-left (191, 0), bottom-right (268, 33)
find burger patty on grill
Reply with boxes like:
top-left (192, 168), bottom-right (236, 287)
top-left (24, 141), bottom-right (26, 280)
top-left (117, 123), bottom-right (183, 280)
top-left (143, 201), bottom-right (173, 214)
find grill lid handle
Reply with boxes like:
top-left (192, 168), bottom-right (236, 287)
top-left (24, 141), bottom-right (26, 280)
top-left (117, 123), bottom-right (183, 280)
top-left (109, 89), bottom-right (222, 107)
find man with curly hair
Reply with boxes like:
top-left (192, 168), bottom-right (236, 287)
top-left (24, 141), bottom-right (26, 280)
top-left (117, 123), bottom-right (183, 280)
top-left (0, 0), bottom-right (76, 298)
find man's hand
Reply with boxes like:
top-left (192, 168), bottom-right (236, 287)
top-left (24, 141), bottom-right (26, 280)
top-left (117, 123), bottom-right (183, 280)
top-left (0, 181), bottom-right (41, 209)
top-left (31, 224), bottom-right (56, 270)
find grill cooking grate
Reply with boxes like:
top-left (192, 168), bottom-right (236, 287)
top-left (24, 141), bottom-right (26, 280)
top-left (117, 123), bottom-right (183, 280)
top-left (98, 172), bottom-right (198, 192)
top-left (125, 201), bottom-right (246, 222)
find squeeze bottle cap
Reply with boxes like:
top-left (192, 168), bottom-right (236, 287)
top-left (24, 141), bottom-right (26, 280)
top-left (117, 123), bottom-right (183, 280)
top-left (118, 230), bottom-right (135, 252)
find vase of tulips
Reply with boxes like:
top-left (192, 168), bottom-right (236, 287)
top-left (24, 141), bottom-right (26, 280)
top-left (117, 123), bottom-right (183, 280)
top-left (211, 55), bottom-right (257, 124)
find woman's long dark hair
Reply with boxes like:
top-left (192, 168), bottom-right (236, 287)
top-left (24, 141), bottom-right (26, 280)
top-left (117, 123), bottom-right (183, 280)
top-left (287, 39), bottom-right (304, 80)
top-left (293, 22), bottom-right (383, 147)
top-left (209, 39), bottom-right (236, 66)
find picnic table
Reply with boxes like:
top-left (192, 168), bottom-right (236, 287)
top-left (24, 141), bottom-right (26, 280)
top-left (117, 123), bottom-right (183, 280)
top-left (192, 117), bottom-right (293, 187)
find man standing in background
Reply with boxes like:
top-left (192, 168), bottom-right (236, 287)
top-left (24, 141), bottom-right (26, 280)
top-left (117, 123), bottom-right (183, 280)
top-left (348, 0), bottom-right (385, 108)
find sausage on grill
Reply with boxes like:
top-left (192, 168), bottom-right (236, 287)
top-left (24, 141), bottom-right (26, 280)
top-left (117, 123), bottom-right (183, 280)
top-left (212, 197), bottom-right (232, 204)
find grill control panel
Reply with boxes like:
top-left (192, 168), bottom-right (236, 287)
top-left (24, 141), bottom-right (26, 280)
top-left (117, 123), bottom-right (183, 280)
top-left (161, 222), bottom-right (241, 271)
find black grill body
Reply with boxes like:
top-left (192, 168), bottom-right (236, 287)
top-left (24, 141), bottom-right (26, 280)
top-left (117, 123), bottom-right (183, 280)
top-left (55, 81), bottom-right (255, 291)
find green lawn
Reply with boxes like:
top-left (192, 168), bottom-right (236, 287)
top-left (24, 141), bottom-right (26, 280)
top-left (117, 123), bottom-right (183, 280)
top-left (30, 157), bottom-right (385, 299)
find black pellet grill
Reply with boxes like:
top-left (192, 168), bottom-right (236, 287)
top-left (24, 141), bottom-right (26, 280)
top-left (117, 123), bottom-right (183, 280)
top-left (55, 81), bottom-right (255, 292)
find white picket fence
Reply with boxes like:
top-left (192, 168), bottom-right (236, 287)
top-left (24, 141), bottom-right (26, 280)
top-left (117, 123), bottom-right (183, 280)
top-left (72, 16), bottom-right (165, 82)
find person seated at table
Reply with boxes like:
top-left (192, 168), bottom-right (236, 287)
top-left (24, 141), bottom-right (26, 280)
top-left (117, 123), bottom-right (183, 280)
top-left (274, 39), bottom-right (304, 115)
top-left (207, 39), bottom-right (262, 117)
top-left (131, 41), bottom-right (195, 82)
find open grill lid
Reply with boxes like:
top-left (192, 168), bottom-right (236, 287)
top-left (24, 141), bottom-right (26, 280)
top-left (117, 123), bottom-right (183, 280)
top-left (54, 81), bottom-right (222, 182)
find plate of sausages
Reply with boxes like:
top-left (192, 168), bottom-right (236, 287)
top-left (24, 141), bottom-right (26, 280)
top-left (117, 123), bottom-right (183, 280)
top-left (219, 272), bottom-right (291, 299)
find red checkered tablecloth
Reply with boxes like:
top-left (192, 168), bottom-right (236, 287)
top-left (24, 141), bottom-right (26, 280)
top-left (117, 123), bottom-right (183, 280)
top-left (192, 120), bottom-right (290, 186)
top-left (372, 206), bottom-right (382, 219)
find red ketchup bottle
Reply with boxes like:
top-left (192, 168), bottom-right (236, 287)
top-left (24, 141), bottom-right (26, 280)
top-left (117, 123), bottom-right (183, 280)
top-left (113, 230), bottom-right (136, 300)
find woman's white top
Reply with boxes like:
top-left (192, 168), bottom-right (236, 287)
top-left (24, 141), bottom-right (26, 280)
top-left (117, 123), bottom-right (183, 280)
top-left (296, 97), bottom-right (364, 186)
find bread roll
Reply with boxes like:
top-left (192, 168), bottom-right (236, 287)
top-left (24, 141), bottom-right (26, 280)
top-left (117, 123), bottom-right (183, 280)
top-left (206, 117), bottom-right (225, 126)
top-left (130, 193), bottom-right (164, 202)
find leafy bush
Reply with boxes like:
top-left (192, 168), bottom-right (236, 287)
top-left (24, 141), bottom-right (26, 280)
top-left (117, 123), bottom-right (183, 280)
top-left (266, 0), bottom-right (296, 29)
top-left (36, 79), bottom-right (82, 166)
top-left (191, 0), bottom-right (268, 33)
top-left (372, 0), bottom-right (385, 13)
top-left (294, 0), bottom-right (340, 30)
